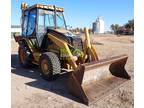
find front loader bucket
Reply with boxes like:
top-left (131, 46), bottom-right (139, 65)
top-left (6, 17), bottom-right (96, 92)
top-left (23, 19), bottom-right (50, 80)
top-left (67, 54), bottom-right (130, 105)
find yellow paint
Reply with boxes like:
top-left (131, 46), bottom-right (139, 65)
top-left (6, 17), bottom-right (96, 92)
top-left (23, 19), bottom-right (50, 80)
top-left (48, 34), bottom-right (78, 70)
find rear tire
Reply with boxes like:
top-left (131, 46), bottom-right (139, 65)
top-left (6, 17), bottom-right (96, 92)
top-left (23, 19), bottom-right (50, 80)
top-left (39, 52), bottom-right (61, 81)
top-left (18, 45), bottom-right (32, 68)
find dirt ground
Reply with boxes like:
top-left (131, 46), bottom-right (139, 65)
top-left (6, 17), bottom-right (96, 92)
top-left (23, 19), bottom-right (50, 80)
top-left (11, 34), bottom-right (134, 108)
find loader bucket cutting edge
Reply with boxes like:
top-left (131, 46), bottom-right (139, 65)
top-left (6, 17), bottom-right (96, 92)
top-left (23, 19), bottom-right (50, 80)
top-left (67, 54), bottom-right (131, 105)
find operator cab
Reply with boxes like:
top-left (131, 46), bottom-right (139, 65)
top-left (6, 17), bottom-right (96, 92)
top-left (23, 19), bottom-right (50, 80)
top-left (21, 3), bottom-right (66, 48)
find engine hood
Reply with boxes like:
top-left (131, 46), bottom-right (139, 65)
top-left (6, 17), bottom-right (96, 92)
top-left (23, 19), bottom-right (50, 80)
top-left (54, 29), bottom-right (70, 34)
top-left (47, 28), bottom-right (83, 50)
top-left (55, 29), bottom-right (83, 50)
top-left (54, 29), bottom-right (77, 37)
top-left (54, 29), bottom-right (82, 41)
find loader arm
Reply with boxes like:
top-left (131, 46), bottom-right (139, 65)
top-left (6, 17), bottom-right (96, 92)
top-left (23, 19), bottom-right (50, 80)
top-left (48, 34), bottom-right (78, 70)
top-left (83, 28), bottom-right (99, 62)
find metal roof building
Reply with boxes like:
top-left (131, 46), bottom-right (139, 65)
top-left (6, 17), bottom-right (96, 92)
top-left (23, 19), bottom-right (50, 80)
top-left (11, 25), bottom-right (21, 33)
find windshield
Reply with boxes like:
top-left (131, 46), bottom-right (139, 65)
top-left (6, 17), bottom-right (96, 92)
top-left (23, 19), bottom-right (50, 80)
top-left (38, 9), bottom-right (66, 30)
top-left (56, 11), bottom-right (66, 29)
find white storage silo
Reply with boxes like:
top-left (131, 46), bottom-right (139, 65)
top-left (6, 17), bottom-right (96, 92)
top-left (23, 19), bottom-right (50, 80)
top-left (92, 17), bottom-right (104, 34)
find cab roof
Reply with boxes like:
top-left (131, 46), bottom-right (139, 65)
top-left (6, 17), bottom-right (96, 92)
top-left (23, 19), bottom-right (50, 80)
top-left (21, 3), bottom-right (64, 12)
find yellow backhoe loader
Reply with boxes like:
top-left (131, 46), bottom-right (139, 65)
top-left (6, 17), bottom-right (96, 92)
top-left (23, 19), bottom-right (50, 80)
top-left (14, 3), bottom-right (130, 105)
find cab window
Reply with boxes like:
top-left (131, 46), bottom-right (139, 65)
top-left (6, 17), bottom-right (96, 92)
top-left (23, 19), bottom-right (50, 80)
top-left (37, 9), bottom-right (45, 46)
top-left (27, 10), bottom-right (36, 36)
top-left (22, 11), bottom-right (28, 36)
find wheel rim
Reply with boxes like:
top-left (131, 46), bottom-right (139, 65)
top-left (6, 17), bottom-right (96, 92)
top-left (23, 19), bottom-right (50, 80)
top-left (20, 48), bottom-right (27, 64)
top-left (41, 59), bottom-right (49, 75)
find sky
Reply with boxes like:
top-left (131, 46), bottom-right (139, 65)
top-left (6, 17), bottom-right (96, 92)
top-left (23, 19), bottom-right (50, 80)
top-left (11, 0), bottom-right (134, 31)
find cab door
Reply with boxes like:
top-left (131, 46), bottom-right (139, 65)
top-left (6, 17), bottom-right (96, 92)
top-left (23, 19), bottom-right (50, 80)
top-left (22, 9), bottom-right (37, 37)
top-left (21, 9), bottom-right (38, 49)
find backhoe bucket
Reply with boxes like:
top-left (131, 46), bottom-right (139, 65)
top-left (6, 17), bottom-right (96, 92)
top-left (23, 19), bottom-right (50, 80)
top-left (67, 54), bottom-right (130, 105)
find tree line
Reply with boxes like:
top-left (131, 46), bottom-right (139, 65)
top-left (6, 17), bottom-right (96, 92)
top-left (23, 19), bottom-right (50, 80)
top-left (110, 19), bottom-right (134, 35)
top-left (68, 19), bottom-right (134, 35)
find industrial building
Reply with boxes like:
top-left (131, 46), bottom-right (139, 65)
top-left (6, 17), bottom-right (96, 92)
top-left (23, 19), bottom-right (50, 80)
top-left (11, 25), bottom-right (21, 38)
top-left (92, 17), bottom-right (104, 34)
top-left (11, 25), bottom-right (21, 34)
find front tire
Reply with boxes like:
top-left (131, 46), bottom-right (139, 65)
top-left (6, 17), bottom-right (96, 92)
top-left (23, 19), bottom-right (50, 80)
top-left (39, 52), bottom-right (61, 80)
